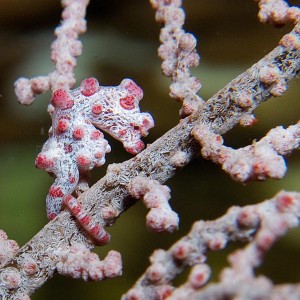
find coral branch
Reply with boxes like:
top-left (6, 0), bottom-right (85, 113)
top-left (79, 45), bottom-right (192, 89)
top-left (192, 122), bottom-right (300, 182)
top-left (14, 0), bottom-right (90, 105)
top-left (150, 0), bottom-right (204, 117)
top-left (256, 0), bottom-right (300, 26)
top-left (123, 191), bottom-right (300, 299)
top-left (127, 176), bottom-right (179, 232)
top-left (56, 243), bottom-right (122, 281)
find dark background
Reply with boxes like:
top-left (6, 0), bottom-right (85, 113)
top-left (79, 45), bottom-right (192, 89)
top-left (0, 1), bottom-right (300, 299)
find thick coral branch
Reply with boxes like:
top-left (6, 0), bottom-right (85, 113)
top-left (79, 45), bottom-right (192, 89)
top-left (123, 191), bottom-right (300, 300)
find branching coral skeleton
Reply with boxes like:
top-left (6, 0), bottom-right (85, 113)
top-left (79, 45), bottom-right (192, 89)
top-left (192, 122), bottom-right (300, 182)
top-left (0, 0), bottom-right (299, 299)
top-left (123, 191), bottom-right (300, 299)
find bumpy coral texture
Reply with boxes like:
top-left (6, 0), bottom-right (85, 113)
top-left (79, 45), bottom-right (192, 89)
top-left (0, 230), bottom-right (19, 265)
top-left (127, 176), bottom-right (179, 233)
top-left (57, 243), bottom-right (122, 281)
top-left (35, 77), bottom-right (154, 219)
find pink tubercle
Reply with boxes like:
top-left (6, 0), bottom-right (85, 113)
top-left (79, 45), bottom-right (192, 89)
top-left (51, 89), bottom-right (74, 109)
top-left (92, 104), bottom-right (102, 114)
top-left (90, 130), bottom-right (103, 140)
top-left (49, 186), bottom-right (64, 198)
top-left (120, 95), bottom-right (135, 110)
top-left (76, 155), bottom-right (91, 168)
top-left (35, 154), bottom-right (54, 169)
top-left (80, 77), bottom-right (100, 96)
top-left (72, 126), bottom-right (85, 139)
top-left (57, 119), bottom-right (70, 133)
top-left (121, 79), bottom-right (143, 99)
top-left (125, 140), bottom-right (145, 155)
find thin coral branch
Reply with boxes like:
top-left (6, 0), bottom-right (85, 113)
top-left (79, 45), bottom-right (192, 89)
top-left (191, 122), bottom-right (300, 182)
top-left (256, 0), bottom-right (300, 26)
top-left (56, 243), bottom-right (122, 281)
top-left (14, 0), bottom-right (90, 105)
top-left (127, 176), bottom-right (179, 232)
top-left (123, 191), bottom-right (300, 300)
top-left (150, 0), bottom-right (204, 117)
